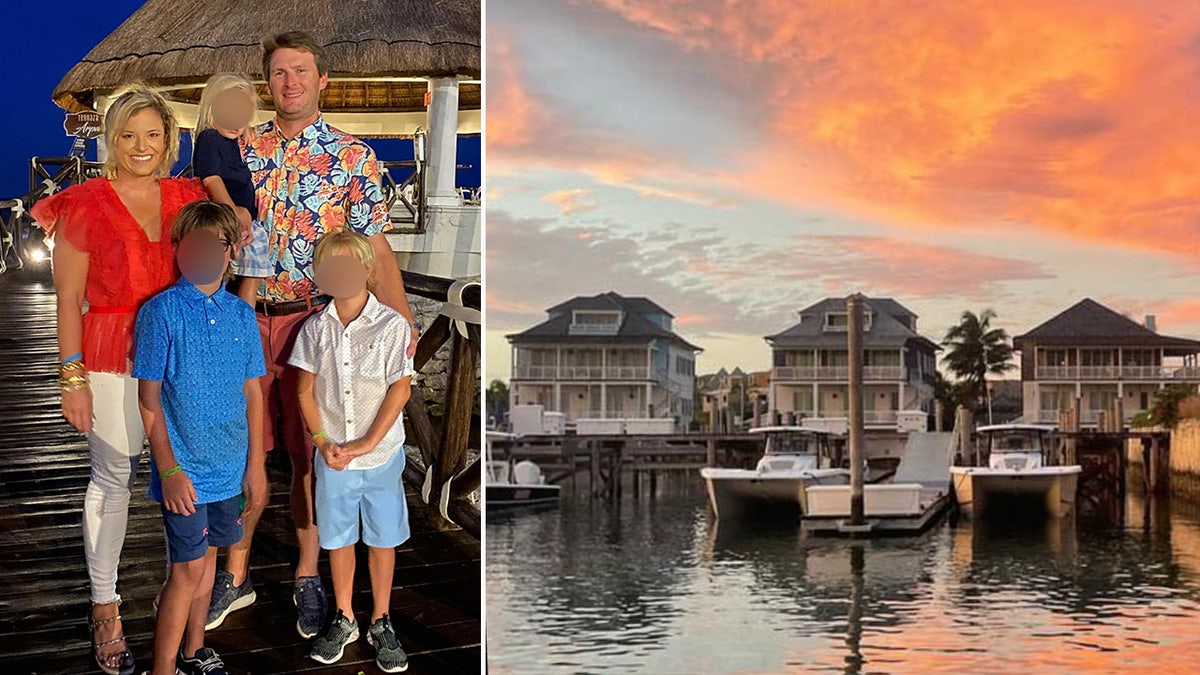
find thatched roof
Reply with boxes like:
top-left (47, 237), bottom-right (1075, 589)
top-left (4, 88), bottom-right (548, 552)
top-left (52, 0), bottom-right (480, 114)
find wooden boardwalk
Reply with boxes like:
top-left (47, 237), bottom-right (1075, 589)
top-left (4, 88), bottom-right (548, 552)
top-left (0, 268), bottom-right (480, 674)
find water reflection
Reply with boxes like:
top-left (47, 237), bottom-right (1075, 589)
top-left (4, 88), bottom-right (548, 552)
top-left (488, 492), bottom-right (1200, 673)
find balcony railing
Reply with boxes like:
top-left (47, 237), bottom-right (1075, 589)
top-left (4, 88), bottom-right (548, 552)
top-left (780, 409), bottom-right (897, 425)
top-left (513, 365), bottom-right (651, 380)
top-left (773, 366), bottom-right (904, 381)
top-left (1037, 409), bottom-right (1110, 424)
top-left (1037, 365), bottom-right (1200, 381)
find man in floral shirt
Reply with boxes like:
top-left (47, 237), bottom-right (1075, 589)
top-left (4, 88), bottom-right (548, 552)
top-left (204, 31), bottom-right (421, 639)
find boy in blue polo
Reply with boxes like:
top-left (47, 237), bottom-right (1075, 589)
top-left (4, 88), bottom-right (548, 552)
top-left (133, 201), bottom-right (267, 675)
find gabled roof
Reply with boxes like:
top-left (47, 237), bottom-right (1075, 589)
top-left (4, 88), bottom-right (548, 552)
top-left (507, 292), bottom-right (700, 351)
top-left (1013, 299), bottom-right (1200, 352)
top-left (765, 297), bottom-right (939, 351)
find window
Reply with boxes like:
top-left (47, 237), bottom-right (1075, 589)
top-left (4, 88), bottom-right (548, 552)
top-left (570, 310), bottom-right (622, 335)
top-left (675, 357), bottom-right (694, 376)
top-left (1039, 349), bottom-right (1072, 367)
top-left (1081, 349), bottom-right (1116, 367)
top-left (824, 310), bottom-right (872, 332)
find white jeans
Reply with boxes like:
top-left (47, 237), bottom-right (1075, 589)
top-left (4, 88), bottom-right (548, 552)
top-left (83, 371), bottom-right (146, 604)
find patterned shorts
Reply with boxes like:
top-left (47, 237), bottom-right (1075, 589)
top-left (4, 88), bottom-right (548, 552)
top-left (233, 220), bottom-right (271, 278)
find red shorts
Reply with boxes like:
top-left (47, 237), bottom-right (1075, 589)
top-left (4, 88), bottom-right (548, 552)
top-left (257, 308), bottom-right (320, 471)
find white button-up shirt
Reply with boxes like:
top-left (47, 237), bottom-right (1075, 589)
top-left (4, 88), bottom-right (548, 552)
top-left (288, 292), bottom-right (416, 470)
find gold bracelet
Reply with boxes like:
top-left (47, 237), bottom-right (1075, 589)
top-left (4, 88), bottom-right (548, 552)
top-left (58, 361), bottom-right (89, 392)
top-left (57, 360), bottom-right (87, 376)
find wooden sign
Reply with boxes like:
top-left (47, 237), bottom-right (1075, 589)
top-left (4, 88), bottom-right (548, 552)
top-left (64, 111), bottom-right (102, 139)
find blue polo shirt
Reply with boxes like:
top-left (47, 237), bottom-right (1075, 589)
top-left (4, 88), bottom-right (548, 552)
top-left (132, 278), bottom-right (267, 504)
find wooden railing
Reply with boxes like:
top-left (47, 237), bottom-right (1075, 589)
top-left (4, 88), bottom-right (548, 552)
top-left (398, 270), bottom-right (480, 539)
top-left (514, 365), bottom-right (651, 380)
top-left (1037, 365), bottom-right (1200, 381)
top-left (773, 365), bottom-right (903, 381)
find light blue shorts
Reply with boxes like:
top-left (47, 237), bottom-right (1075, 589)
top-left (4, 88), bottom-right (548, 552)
top-left (233, 220), bottom-right (270, 278)
top-left (314, 447), bottom-right (410, 550)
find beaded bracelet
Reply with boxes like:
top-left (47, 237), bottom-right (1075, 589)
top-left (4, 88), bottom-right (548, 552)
top-left (159, 465), bottom-right (183, 479)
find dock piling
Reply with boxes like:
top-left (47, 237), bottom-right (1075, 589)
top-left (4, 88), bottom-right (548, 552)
top-left (847, 294), bottom-right (866, 526)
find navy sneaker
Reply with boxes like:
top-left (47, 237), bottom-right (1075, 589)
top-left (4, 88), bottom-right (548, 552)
top-left (310, 609), bottom-right (359, 664)
top-left (205, 570), bottom-right (256, 630)
top-left (367, 614), bottom-right (409, 673)
top-left (293, 575), bottom-right (328, 639)
top-left (178, 646), bottom-right (228, 675)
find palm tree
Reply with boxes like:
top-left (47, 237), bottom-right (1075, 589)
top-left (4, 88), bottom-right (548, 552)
top-left (941, 309), bottom-right (1015, 413)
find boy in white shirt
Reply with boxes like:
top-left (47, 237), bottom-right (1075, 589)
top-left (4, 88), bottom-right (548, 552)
top-left (287, 229), bottom-right (415, 673)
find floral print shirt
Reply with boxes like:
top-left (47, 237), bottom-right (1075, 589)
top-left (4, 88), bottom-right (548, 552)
top-left (243, 116), bottom-right (390, 302)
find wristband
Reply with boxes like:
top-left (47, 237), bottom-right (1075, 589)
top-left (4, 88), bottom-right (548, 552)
top-left (159, 464), bottom-right (182, 479)
top-left (61, 352), bottom-right (83, 365)
top-left (311, 430), bottom-right (329, 444)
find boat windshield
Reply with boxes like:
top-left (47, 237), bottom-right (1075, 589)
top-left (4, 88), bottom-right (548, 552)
top-left (765, 432), bottom-right (818, 455)
top-left (990, 430), bottom-right (1045, 454)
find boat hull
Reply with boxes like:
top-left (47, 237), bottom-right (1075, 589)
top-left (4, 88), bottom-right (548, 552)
top-left (486, 484), bottom-right (562, 510)
top-left (950, 467), bottom-right (1080, 519)
top-left (699, 468), bottom-right (851, 521)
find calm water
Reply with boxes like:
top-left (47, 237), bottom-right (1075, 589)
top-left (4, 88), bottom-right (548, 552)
top-left (486, 486), bottom-right (1200, 674)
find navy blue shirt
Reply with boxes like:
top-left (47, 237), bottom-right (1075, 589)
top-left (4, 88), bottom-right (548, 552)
top-left (132, 278), bottom-right (267, 504)
top-left (193, 129), bottom-right (258, 219)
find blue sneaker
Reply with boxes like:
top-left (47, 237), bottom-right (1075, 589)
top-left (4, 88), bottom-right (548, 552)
top-left (205, 570), bottom-right (256, 630)
top-left (293, 575), bottom-right (328, 639)
top-left (178, 646), bottom-right (228, 675)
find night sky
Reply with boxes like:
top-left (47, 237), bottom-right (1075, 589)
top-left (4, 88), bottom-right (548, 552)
top-left (2, 2), bottom-right (479, 203)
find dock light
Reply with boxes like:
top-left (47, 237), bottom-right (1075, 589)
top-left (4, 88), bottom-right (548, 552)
top-left (26, 237), bottom-right (50, 265)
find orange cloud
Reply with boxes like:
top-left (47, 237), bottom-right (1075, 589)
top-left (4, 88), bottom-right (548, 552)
top-left (589, 0), bottom-right (1200, 256)
top-left (540, 188), bottom-right (594, 216)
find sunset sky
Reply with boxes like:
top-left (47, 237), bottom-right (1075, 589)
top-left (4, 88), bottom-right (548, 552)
top-left (485, 0), bottom-right (1200, 384)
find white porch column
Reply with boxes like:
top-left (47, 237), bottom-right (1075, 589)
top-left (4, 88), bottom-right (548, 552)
top-left (425, 78), bottom-right (460, 208)
top-left (812, 383), bottom-right (819, 415)
top-left (645, 382), bottom-right (652, 417)
top-left (600, 383), bottom-right (607, 418)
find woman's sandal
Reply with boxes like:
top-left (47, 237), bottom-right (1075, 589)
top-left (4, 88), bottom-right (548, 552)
top-left (88, 601), bottom-right (136, 675)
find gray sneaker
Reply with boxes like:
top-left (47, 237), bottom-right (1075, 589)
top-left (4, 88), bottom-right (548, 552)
top-left (293, 575), bottom-right (328, 639)
top-left (367, 614), bottom-right (409, 673)
top-left (309, 609), bottom-right (359, 664)
top-left (205, 570), bottom-right (256, 630)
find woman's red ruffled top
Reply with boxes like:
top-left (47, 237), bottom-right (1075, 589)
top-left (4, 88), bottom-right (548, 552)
top-left (31, 177), bottom-right (208, 374)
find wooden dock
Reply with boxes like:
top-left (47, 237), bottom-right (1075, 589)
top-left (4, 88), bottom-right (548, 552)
top-left (490, 433), bottom-right (768, 498)
top-left (0, 268), bottom-right (480, 674)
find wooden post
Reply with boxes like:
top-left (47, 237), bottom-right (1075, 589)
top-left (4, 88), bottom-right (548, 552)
top-left (934, 399), bottom-right (944, 432)
top-left (706, 437), bottom-right (717, 467)
top-left (434, 329), bottom-right (477, 497)
top-left (847, 294), bottom-right (866, 525)
top-left (753, 395), bottom-right (762, 428)
top-left (590, 441), bottom-right (600, 497)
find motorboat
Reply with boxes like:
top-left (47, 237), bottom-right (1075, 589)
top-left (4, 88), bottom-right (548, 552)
top-left (485, 431), bottom-right (562, 510)
top-left (949, 424), bottom-right (1080, 519)
top-left (699, 426), bottom-right (849, 521)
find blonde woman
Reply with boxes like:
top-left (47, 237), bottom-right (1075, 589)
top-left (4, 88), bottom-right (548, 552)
top-left (193, 72), bottom-right (262, 305)
top-left (30, 84), bottom-right (211, 675)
